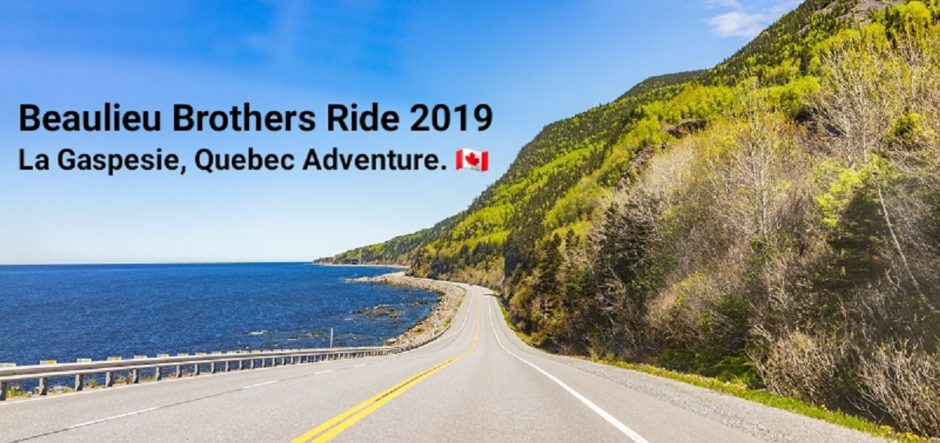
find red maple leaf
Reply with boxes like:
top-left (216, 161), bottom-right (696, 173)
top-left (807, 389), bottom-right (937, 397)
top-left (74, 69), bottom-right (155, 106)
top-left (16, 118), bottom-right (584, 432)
top-left (465, 151), bottom-right (479, 166)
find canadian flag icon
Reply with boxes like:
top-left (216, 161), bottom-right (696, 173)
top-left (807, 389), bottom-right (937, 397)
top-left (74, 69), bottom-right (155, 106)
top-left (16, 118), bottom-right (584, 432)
top-left (456, 148), bottom-right (489, 172)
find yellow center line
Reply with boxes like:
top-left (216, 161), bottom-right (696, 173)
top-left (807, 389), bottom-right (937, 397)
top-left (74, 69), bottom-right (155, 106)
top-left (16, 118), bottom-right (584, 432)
top-left (290, 296), bottom-right (481, 443)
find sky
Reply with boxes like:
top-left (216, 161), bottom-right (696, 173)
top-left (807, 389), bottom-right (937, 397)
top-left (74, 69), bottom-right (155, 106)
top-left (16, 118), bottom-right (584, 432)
top-left (0, 0), bottom-right (799, 264)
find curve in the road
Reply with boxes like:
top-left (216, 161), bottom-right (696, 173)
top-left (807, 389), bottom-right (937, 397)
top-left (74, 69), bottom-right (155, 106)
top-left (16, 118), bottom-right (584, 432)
top-left (0, 283), bottom-right (889, 443)
top-left (290, 299), bottom-right (481, 443)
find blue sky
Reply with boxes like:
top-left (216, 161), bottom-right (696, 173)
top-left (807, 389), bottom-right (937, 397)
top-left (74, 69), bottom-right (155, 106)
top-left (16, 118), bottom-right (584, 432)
top-left (0, 0), bottom-right (798, 264)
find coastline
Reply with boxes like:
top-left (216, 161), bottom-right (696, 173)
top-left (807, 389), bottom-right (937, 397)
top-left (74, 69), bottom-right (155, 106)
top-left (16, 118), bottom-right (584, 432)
top-left (316, 262), bottom-right (409, 269)
top-left (348, 272), bottom-right (465, 347)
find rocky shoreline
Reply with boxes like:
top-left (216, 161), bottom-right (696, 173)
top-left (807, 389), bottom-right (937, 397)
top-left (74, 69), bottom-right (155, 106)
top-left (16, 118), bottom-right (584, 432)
top-left (348, 272), bottom-right (465, 347)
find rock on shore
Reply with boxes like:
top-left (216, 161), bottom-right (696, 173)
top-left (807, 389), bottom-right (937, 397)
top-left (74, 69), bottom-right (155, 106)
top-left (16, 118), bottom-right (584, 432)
top-left (348, 272), bottom-right (465, 347)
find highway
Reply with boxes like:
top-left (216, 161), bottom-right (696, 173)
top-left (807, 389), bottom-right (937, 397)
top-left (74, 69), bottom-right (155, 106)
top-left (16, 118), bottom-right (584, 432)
top-left (0, 284), bottom-right (885, 442)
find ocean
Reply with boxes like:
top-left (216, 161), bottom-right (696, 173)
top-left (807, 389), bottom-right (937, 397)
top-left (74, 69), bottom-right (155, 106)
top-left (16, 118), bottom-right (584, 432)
top-left (0, 263), bottom-right (435, 366)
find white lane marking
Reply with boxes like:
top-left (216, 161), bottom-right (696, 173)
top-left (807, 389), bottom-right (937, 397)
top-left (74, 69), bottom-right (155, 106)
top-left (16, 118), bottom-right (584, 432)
top-left (242, 380), bottom-right (279, 390)
top-left (61, 362), bottom-right (363, 429)
top-left (66, 407), bottom-right (159, 430)
top-left (487, 301), bottom-right (651, 443)
top-left (394, 293), bottom-right (475, 360)
top-left (436, 295), bottom-right (474, 341)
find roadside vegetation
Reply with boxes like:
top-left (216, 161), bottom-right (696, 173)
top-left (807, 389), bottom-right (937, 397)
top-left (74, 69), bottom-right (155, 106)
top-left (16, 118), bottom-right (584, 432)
top-left (332, 1), bottom-right (940, 437)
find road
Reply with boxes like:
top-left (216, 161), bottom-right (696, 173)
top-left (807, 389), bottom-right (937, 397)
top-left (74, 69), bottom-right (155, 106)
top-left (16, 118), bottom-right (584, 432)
top-left (0, 283), bottom-right (885, 442)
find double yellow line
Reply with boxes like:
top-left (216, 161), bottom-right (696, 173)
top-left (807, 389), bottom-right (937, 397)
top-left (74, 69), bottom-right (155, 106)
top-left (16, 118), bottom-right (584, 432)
top-left (291, 300), bottom-right (480, 443)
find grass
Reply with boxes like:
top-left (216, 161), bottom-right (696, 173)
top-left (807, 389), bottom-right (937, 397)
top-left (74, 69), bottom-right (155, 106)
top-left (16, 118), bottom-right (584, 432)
top-left (3, 385), bottom-right (29, 399)
top-left (493, 298), bottom-right (934, 443)
top-left (597, 360), bottom-right (934, 442)
top-left (494, 298), bottom-right (537, 346)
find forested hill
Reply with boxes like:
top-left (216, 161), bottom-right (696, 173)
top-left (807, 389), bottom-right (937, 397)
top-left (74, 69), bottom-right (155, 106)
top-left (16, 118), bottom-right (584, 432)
top-left (327, 66), bottom-right (707, 276)
top-left (327, 1), bottom-right (940, 437)
top-left (325, 0), bottom-right (856, 283)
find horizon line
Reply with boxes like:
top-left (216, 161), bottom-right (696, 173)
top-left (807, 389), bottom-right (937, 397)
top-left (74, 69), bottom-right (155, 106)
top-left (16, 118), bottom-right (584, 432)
top-left (0, 260), bottom-right (321, 267)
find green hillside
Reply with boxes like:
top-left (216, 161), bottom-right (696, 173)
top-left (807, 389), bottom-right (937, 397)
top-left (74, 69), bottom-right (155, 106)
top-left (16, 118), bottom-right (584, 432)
top-left (329, 68), bottom-right (709, 280)
top-left (327, 0), bottom-right (940, 437)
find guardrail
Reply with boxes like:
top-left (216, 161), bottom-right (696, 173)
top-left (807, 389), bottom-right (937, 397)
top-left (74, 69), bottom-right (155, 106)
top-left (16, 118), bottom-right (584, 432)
top-left (0, 328), bottom-right (445, 401)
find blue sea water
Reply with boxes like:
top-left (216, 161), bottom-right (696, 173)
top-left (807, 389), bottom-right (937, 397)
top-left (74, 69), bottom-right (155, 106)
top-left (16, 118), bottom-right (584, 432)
top-left (0, 263), bottom-right (435, 366)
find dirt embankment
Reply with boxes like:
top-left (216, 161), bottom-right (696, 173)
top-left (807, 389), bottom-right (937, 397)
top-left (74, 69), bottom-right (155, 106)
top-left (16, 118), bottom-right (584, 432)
top-left (349, 273), bottom-right (465, 347)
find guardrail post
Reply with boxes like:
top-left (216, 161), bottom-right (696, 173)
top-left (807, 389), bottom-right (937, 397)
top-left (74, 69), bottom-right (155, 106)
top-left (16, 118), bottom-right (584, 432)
top-left (224, 361), bottom-right (230, 372)
top-left (38, 377), bottom-right (48, 396)
top-left (106, 371), bottom-right (115, 387)
top-left (155, 366), bottom-right (163, 381)
top-left (210, 362), bottom-right (217, 373)
top-left (249, 359), bottom-right (255, 369)
top-left (194, 363), bottom-right (201, 376)
top-left (1, 381), bottom-right (7, 401)
top-left (131, 369), bottom-right (140, 384)
top-left (75, 358), bottom-right (92, 390)
top-left (175, 365), bottom-right (183, 378)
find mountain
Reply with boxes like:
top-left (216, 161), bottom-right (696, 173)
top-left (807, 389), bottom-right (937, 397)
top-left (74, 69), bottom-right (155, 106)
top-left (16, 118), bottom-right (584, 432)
top-left (327, 0), bottom-right (858, 284)
top-left (329, 66), bottom-right (709, 278)
top-left (327, 0), bottom-right (940, 437)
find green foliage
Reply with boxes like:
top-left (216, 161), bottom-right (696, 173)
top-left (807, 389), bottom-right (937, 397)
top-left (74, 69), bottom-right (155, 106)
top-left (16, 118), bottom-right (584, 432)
top-left (597, 359), bottom-right (919, 442)
top-left (331, 2), bottom-right (940, 436)
top-left (885, 111), bottom-right (934, 150)
top-left (710, 0), bottom-right (852, 85)
top-left (815, 161), bottom-right (872, 228)
top-left (815, 156), bottom-right (895, 229)
top-left (763, 76), bottom-right (820, 117)
top-left (876, 0), bottom-right (938, 37)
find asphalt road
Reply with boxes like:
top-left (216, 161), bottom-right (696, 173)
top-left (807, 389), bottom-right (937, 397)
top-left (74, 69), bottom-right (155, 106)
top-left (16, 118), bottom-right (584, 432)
top-left (0, 283), bottom-right (886, 442)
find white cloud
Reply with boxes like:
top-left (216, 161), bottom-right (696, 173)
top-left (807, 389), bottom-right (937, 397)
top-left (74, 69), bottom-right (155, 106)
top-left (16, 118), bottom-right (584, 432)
top-left (708, 10), bottom-right (769, 38)
top-left (705, 1), bottom-right (800, 39)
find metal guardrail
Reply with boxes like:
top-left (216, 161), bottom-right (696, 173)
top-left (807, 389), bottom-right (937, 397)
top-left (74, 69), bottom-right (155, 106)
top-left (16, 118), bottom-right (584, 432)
top-left (0, 328), bottom-right (446, 401)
